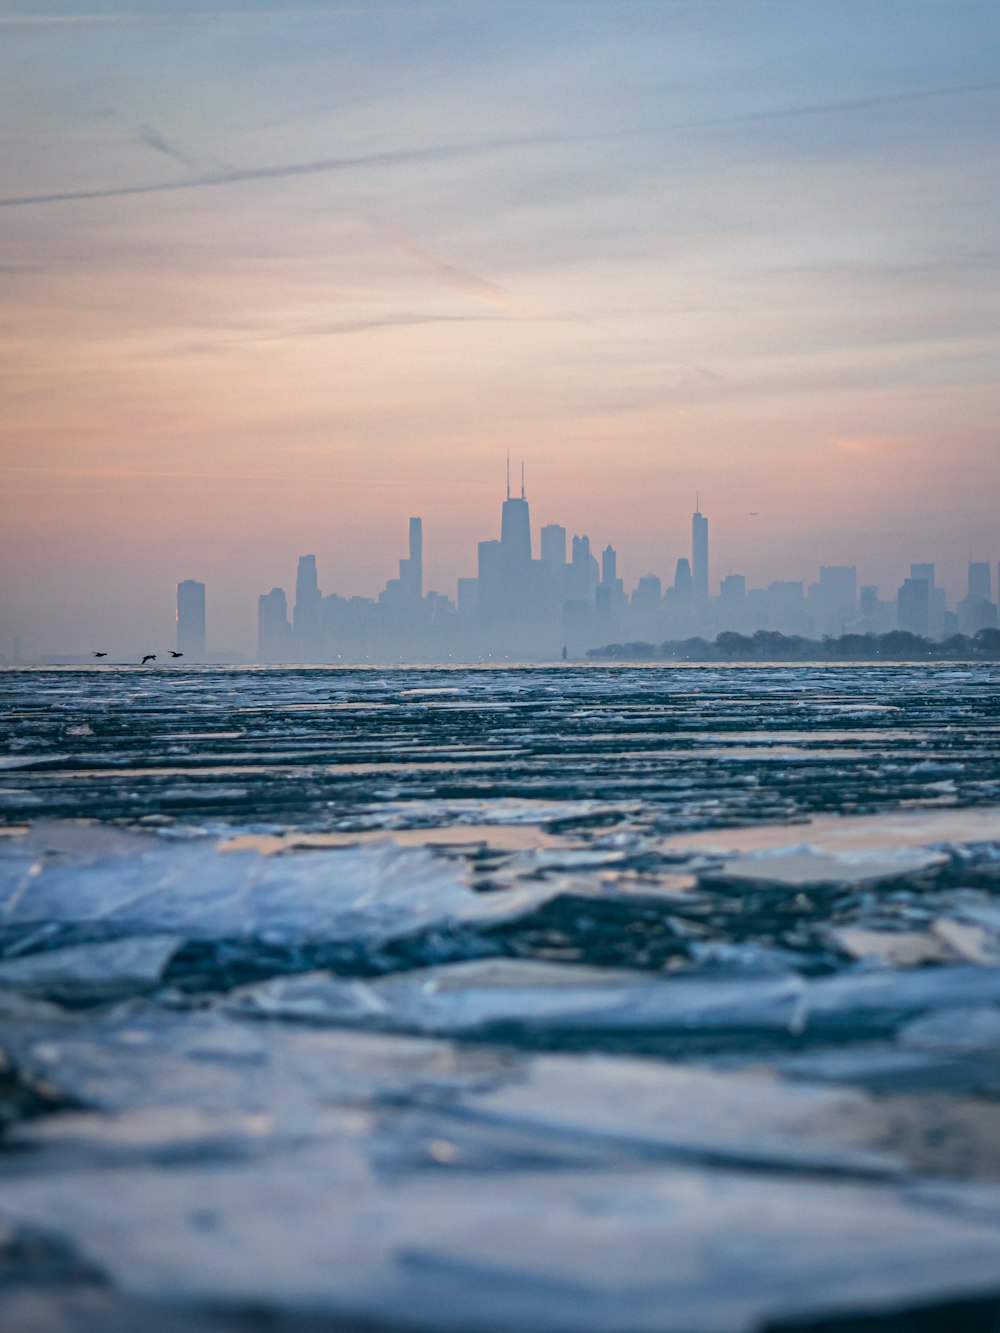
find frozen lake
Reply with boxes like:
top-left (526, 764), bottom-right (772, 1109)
top-left (2, 663), bottom-right (1000, 1331)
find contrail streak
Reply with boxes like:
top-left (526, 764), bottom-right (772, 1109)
top-left (0, 134), bottom-right (551, 209)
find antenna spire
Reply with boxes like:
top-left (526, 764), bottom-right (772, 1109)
top-left (696, 490), bottom-right (700, 514)
top-left (521, 461), bottom-right (525, 500)
top-left (506, 453), bottom-right (510, 501)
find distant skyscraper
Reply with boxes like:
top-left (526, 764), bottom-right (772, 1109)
top-left (568, 534), bottom-right (599, 601)
top-left (897, 577), bottom-right (930, 637)
top-left (719, 574), bottom-right (746, 629)
top-left (959, 563), bottom-right (996, 636)
top-left (540, 524), bottom-right (567, 567)
top-left (720, 573), bottom-right (745, 600)
top-left (810, 566), bottom-right (857, 636)
top-left (968, 562), bottom-right (992, 600)
top-left (500, 462), bottom-right (532, 565)
top-left (398, 517), bottom-right (423, 600)
top-left (257, 587), bottom-right (290, 662)
top-left (692, 504), bottom-right (709, 600)
top-left (907, 565), bottom-right (943, 634)
top-left (601, 545), bottom-right (617, 585)
top-left (632, 574), bottom-right (662, 616)
top-left (765, 581), bottom-right (806, 634)
top-left (673, 558), bottom-right (693, 596)
top-left (478, 463), bottom-right (536, 628)
top-left (176, 579), bottom-right (206, 659)
top-left (293, 555), bottom-right (323, 660)
top-left (910, 563), bottom-right (935, 588)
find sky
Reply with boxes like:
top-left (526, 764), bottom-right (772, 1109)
top-left (1, 0), bottom-right (998, 655)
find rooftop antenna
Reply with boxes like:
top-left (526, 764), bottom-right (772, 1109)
top-left (521, 461), bottom-right (525, 500)
top-left (506, 453), bottom-right (510, 501)
top-left (696, 490), bottom-right (700, 514)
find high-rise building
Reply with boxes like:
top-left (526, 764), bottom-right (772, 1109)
top-left (597, 544), bottom-right (624, 625)
top-left (692, 504), bottom-right (709, 600)
top-left (500, 480), bottom-right (532, 565)
top-left (176, 579), bottom-right (206, 659)
top-left (476, 461), bottom-right (535, 629)
top-left (382, 517), bottom-right (425, 613)
top-left (719, 574), bottom-right (746, 629)
top-left (958, 563), bottom-right (997, 636)
top-left (257, 587), bottom-right (290, 662)
top-left (601, 545), bottom-right (617, 585)
top-left (540, 524), bottom-right (567, 568)
top-left (958, 595), bottom-right (997, 636)
top-left (674, 558), bottom-right (693, 596)
top-left (969, 562), bottom-right (992, 601)
top-left (809, 566), bottom-right (857, 636)
top-left (766, 581), bottom-right (808, 635)
top-left (907, 565), bottom-right (943, 634)
top-left (398, 517), bottom-right (423, 601)
top-left (293, 555), bottom-right (323, 660)
top-left (897, 577), bottom-right (930, 637)
top-left (632, 574), bottom-right (662, 614)
top-left (568, 534), bottom-right (599, 601)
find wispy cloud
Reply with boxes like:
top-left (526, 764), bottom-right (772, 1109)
top-left (0, 7), bottom-right (434, 27)
top-left (136, 123), bottom-right (200, 172)
top-left (0, 132), bottom-right (556, 209)
top-left (714, 80), bottom-right (1000, 126)
top-left (395, 235), bottom-right (517, 314)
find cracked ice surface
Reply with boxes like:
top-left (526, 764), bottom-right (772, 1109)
top-left (5, 1008), bottom-right (1000, 1332)
top-left (3, 664), bottom-right (1000, 1329)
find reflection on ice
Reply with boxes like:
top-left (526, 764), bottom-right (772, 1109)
top-left (665, 805), bottom-right (1000, 856)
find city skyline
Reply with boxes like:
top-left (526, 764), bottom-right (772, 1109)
top-left (4, 464), bottom-right (999, 660)
top-left (1, 1), bottom-right (998, 656)
top-left (245, 481), bottom-right (998, 663)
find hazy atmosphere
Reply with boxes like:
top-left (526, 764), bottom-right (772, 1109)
top-left (2, 0), bottom-right (998, 655)
top-left (5, 10), bottom-right (1000, 1330)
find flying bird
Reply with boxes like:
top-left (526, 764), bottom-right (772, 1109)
top-left (92, 651), bottom-right (107, 657)
top-left (749, 512), bottom-right (759, 516)
top-left (141, 654), bottom-right (156, 665)
top-left (169, 651), bottom-right (183, 658)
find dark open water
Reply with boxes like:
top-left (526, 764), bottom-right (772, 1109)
top-left (3, 664), bottom-right (1000, 1332)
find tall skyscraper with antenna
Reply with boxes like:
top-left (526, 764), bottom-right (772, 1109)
top-left (500, 460), bottom-right (531, 564)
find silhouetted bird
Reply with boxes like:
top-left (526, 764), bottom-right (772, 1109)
top-left (92, 651), bottom-right (107, 657)
top-left (169, 651), bottom-right (183, 658)
top-left (141, 655), bottom-right (156, 665)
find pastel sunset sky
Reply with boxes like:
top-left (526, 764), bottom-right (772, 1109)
top-left (1, 0), bottom-right (998, 654)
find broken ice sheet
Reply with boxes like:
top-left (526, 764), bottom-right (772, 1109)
top-left (663, 806), bottom-right (1000, 859)
top-left (6, 1005), bottom-right (1000, 1330)
top-left (3, 1006), bottom-right (906, 1178)
top-left (0, 935), bottom-right (181, 1003)
top-left (698, 844), bottom-right (947, 890)
top-left (827, 927), bottom-right (953, 967)
top-left (227, 958), bottom-right (800, 1037)
top-left (0, 826), bottom-right (556, 954)
top-left (5, 1131), bottom-right (1000, 1332)
top-left (827, 919), bottom-right (1000, 968)
top-left (900, 1006), bottom-right (1000, 1051)
top-left (228, 956), bottom-right (1000, 1046)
